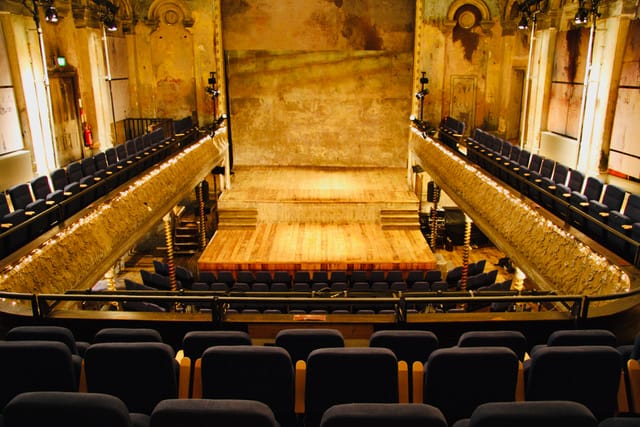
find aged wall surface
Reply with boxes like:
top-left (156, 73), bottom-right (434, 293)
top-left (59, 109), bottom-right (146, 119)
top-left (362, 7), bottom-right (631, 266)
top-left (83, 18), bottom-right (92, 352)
top-left (222, 0), bottom-right (415, 167)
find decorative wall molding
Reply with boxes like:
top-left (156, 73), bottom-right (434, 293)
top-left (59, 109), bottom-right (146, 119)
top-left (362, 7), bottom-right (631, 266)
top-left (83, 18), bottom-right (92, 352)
top-left (146, 0), bottom-right (194, 31)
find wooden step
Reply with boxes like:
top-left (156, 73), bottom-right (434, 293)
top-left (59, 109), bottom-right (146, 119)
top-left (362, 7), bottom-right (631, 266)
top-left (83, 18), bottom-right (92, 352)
top-left (380, 209), bottom-right (420, 230)
top-left (217, 208), bottom-right (258, 230)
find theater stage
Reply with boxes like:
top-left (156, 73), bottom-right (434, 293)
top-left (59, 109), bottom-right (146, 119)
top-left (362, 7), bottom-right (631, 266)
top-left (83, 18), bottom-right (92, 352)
top-left (198, 166), bottom-right (436, 273)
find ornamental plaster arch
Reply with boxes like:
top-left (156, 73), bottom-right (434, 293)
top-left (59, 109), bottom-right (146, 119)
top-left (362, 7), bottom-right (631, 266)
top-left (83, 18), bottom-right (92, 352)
top-left (147, 0), bottom-right (194, 30)
top-left (445, 0), bottom-right (495, 33)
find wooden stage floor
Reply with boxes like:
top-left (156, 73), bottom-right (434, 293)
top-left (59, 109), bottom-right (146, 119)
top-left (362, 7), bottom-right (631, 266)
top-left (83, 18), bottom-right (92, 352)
top-left (198, 167), bottom-right (436, 273)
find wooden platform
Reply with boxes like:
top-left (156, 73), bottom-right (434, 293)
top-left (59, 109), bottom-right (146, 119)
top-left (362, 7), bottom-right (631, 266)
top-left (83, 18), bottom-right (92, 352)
top-left (198, 166), bottom-right (436, 273)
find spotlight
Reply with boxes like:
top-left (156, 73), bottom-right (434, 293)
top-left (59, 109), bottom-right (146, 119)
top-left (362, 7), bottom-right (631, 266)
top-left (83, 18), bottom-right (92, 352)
top-left (214, 113), bottom-right (227, 128)
top-left (574, 7), bottom-right (588, 24)
top-left (415, 89), bottom-right (429, 100)
top-left (45, 5), bottom-right (58, 23)
top-left (206, 87), bottom-right (220, 97)
top-left (517, 14), bottom-right (529, 29)
top-left (103, 16), bottom-right (117, 31)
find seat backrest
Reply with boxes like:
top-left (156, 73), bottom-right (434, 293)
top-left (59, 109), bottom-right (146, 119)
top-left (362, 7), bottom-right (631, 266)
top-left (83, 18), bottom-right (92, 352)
top-left (463, 401), bottom-right (597, 427)
top-left (369, 330), bottom-right (439, 364)
top-left (0, 192), bottom-right (9, 217)
top-left (66, 161), bottom-right (84, 182)
top-left (4, 391), bottom-right (135, 427)
top-left (294, 271), bottom-right (311, 284)
top-left (84, 342), bottom-right (178, 415)
top-left (320, 403), bottom-right (447, 427)
top-left (93, 327), bottom-right (163, 343)
top-left (151, 398), bottom-right (279, 427)
top-left (0, 341), bottom-right (77, 408)
top-left (8, 183), bottom-right (34, 210)
top-left (539, 159), bottom-right (555, 179)
top-left (105, 147), bottom-right (119, 165)
top-left (582, 177), bottom-right (604, 202)
top-left (518, 150), bottom-right (531, 167)
top-left (6, 325), bottom-right (79, 355)
top-left (237, 270), bottom-right (255, 284)
top-left (602, 185), bottom-right (626, 212)
top-left (525, 345), bottom-right (621, 421)
top-left (423, 346), bottom-right (519, 424)
top-left (424, 269), bottom-right (442, 283)
top-left (94, 152), bottom-right (109, 170)
top-left (528, 154), bottom-right (543, 173)
top-left (567, 170), bottom-right (585, 192)
top-left (546, 329), bottom-right (617, 347)
top-left (551, 163), bottom-right (568, 184)
top-left (623, 194), bottom-right (640, 223)
top-left (30, 176), bottom-right (53, 200)
top-left (81, 158), bottom-right (97, 176)
top-left (305, 347), bottom-right (399, 427)
top-left (182, 330), bottom-right (252, 360)
top-left (509, 145), bottom-right (521, 161)
top-left (275, 328), bottom-right (345, 363)
top-left (125, 138), bottom-right (138, 156)
top-left (254, 271), bottom-right (272, 284)
top-left (115, 144), bottom-right (128, 160)
top-left (201, 345), bottom-right (296, 427)
top-left (457, 330), bottom-right (527, 361)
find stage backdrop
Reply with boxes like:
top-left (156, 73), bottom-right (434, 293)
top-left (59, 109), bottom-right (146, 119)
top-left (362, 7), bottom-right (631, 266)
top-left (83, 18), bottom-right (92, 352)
top-left (222, 0), bottom-right (415, 167)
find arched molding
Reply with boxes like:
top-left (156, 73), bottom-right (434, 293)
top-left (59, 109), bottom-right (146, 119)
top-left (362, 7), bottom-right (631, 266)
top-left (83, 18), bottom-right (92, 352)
top-left (443, 0), bottom-right (495, 34)
top-left (146, 0), bottom-right (194, 31)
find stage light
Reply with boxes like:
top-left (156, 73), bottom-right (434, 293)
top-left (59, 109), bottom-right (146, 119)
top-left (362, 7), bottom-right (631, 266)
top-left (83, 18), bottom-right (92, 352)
top-left (103, 16), bottom-right (117, 31)
top-left (518, 14), bottom-right (529, 29)
top-left (574, 7), bottom-right (588, 24)
top-left (44, 5), bottom-right (58, 23)
top-left (415, 89), bottom-right (429, 100)
top-left (56, 56), bottom-right (66, 67)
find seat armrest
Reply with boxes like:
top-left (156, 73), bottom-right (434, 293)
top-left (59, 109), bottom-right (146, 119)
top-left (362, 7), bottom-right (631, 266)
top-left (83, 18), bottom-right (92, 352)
top-left (398, 361), bottom-right (409, 403)
top-left (295, 360), bottom-right (306, 414)
top-left (191, 358), bottom-right (203, 398)
top-left (516, 361), bottom-right (525, 401)
top-left (176, 351), bottom-right (191, 398)
top-left (412, 361), bottom-right (424, 403)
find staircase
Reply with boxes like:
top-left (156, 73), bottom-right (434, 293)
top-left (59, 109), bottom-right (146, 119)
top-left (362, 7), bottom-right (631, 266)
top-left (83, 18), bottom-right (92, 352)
top-left (173, 218), bottom-right (200, 255)
top-left (380, 209), bottom-right (421, 230)
top-left (217, 208), bottom-right (258, 229)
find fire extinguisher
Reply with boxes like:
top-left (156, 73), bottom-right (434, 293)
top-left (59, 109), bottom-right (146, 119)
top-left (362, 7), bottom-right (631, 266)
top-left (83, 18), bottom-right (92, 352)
top-left (83, 122), bottom-right (93, 148)
top-left (79, 98), bottom-right (93, 148)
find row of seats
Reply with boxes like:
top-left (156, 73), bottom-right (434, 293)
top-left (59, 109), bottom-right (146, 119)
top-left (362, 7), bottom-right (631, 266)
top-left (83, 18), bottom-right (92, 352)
top-left (1, 326), bottom-right (638, 426)
top-left (6, 392), bottom-right (630, 427)
top-left (438, 116), bottom-right (466, 152)
top-left (154, 259), bottom-right (489, 289)
top-left (117, 259), bottom-right (512, 314)
top-left (0, 117), bottom-right (199, 261)
top-left (465, 128), bottom-right (640, 264)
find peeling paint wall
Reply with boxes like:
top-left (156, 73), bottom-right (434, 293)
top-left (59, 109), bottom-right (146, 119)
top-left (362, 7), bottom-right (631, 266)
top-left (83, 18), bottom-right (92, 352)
top-left (222, 0), bottom-right (415, 167)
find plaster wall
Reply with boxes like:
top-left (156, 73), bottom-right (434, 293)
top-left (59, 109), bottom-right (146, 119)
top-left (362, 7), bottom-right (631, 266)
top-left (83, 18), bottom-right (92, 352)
top-left (221, 0), bottom-right (415, 167)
